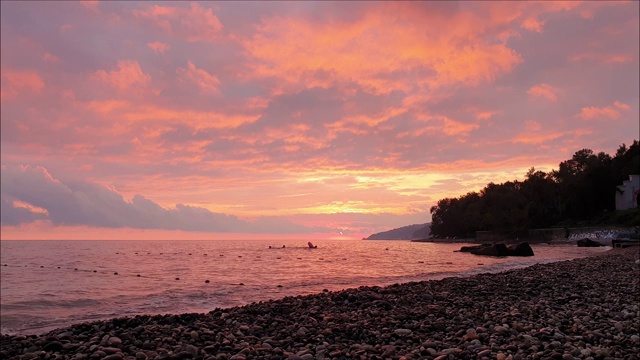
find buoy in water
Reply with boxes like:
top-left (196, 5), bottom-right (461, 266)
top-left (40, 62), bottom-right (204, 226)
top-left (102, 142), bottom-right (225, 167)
top-left (205, 279), bottom-right (210, 283)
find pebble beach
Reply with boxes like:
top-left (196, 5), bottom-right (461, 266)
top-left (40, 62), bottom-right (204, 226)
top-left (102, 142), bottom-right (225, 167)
top-left (1, 247), bottom-right (638, 360)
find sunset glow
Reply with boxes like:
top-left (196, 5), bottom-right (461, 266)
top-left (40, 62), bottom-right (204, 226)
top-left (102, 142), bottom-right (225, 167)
top-left (1, 1), bottom-right (638, 240)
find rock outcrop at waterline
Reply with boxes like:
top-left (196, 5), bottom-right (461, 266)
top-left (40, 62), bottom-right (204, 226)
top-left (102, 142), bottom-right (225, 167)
top-left (457, 242), bottom-right (535, 256)
top-left (2, 248), bottom-right (638, 359)
top-left (576, 238), bottom-right (605, 247)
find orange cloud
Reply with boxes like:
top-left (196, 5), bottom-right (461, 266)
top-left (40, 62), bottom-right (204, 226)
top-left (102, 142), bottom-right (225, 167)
top-left (578, 100), bottom-right (630, 120)
top-left (397, 115), bottom-right (479, 139)
top-left (475, 110), bottom-right (501, 121)
top-left (512, 128), bottom-right (593, 145)
top-left (85, 100), bottom-right (129, 114)
top-left (147, 41), bottom-right (170, 54)
top-left (522, 17), bottom-right (544, 32)
top-left (133, 3), bottom-right (222, 42)
top-left (512, 132), bottom-right (564, 144)
top-left (177, 61), bottom-right (221, 94)
top-left (441, 117), bottom-right (480, 136)
top-left (242, 4), bottom-right (522, 96)
top-left (121, 104), bottom-right (259, 129)
top-left (527, 83), bottom-right (560, 101)
top-left (1, 69), bottom-right (45, 99)
top-left (93, 60), bottom-right (150, 90)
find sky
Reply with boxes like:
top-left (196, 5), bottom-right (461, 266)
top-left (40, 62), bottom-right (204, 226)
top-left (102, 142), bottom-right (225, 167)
top-left (1, 1), bottom-right (638, 240)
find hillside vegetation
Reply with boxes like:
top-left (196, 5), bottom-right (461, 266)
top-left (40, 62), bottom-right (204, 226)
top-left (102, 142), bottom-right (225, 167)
top-left (364, 223), bottom-right (430, 240)
top-left (429, 140), bottom-right (639, 239)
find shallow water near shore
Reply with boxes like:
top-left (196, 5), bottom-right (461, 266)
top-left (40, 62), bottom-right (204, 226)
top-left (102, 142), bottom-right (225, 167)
top-left (0, 239), bottom-right (609, 335)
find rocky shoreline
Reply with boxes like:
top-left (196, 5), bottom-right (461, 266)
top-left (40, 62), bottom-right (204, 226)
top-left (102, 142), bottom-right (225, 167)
top-left (2, 248), bottom-right (639, 360)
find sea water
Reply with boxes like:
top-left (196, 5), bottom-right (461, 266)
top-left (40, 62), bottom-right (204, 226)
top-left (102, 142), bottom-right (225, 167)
top-left (0, 239), bottom-right (608, 335)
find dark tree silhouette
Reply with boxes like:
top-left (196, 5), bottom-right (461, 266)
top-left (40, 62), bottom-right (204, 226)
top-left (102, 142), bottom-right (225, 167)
top-left (429, 140), bottom-right (639, 239)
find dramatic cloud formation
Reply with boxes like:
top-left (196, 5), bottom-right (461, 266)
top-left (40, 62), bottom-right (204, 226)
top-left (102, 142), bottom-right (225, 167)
top-left (0, 165), bottom-right (331, 234)
top-left (1, 1), bottom-right (638, 239)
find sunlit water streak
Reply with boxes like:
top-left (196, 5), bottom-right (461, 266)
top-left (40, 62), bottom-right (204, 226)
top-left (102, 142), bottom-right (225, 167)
top-left (0, 239), bottom-right (608, 335)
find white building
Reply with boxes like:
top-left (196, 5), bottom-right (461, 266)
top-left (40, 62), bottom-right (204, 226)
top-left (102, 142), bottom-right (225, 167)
top-left (615, 174), bottom-right (640, 210)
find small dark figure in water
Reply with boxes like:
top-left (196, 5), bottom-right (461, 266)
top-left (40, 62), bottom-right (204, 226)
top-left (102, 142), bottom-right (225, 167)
top-left (308, 241), bottom-right (317, 249)
top-left (282, 245), bottom-right (286, 248)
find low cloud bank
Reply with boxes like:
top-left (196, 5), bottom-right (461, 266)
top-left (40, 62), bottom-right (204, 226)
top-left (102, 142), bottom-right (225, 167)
top-left (0, 165), bottom-right (329, 234)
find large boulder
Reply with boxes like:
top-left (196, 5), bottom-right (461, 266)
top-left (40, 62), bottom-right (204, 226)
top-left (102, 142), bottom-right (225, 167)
top-left (468, 243), bottom-right (509, 256)
top-left (506, 242), bottom-right (534, 256)
top-left (459, 242), bottom-right (534, 256)
top-left (456, 244), bottom-right (491, 253)
top-left (576, 238), bottom-right (604, 247)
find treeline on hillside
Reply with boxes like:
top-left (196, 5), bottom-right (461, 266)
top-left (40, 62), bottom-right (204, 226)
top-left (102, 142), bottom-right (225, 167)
top-left (429, 140), bottom-right (640, 239)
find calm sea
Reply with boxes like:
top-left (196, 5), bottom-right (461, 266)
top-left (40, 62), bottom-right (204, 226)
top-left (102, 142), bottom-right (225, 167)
top-left (0, 239), bottom-right (608, 335)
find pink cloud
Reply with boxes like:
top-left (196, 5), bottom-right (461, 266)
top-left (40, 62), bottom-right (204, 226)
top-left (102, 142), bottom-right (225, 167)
top-left (527, 83), bottom-right (560, 101)
top-left (521, 17), bottom-right (545, 32)
top-left (241, 3), bottom-right (522, 96)
top-left (613, 100), bottom-right (631, 111)
top-left (570, 53), bottom-right (634, 63)
top-left (80, 0), bottom-right (99, 12)
top-left (93, 60), bottom-right (150, 90)
top-left (176, 61), bottom-right (221, 94)
top-left (42, 52), bottom-right (60, 63)
top-left (1, 70), bottom-right (45, 99)
top-left (578, 100), bottom-right (631, 120)
top-left (524, 120), bottom-right (542, 132)
top-left (60, 23), bottom-right (74, 33)
top-left (475, 110), bottom-right (501, 121)
top-left (441, 117), bottom-right (480, 136)
top-left (133, 3), bottom-right (223, 42)
top-left (147, 41), bottom-right (170, 54)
